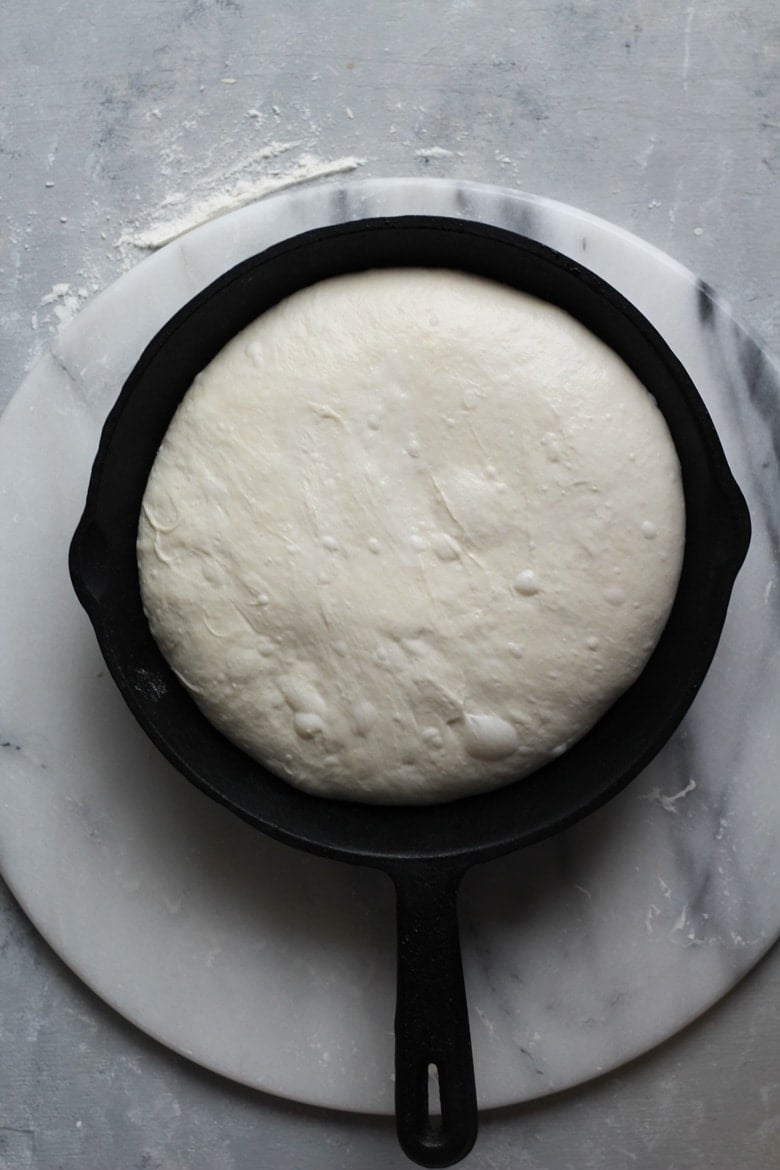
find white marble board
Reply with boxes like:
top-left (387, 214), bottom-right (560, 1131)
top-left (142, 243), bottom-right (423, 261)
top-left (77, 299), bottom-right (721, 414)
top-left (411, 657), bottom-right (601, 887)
top-left (0, 178), bottom-right (778, 1114)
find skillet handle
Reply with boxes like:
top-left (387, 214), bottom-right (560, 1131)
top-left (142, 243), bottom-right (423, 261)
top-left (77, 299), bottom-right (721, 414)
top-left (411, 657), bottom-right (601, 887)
top-left (391, 864), bottom-right (477, 1168)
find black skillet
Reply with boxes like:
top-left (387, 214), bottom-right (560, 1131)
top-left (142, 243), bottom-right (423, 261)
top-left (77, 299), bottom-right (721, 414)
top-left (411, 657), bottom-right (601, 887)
top-left (69, 217), bottom-right (750, 1168)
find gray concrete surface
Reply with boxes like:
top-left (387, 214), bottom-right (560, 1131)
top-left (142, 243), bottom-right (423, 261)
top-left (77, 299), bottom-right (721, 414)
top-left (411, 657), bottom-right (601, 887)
top-left (1, 3), bottom-right (778, 1167)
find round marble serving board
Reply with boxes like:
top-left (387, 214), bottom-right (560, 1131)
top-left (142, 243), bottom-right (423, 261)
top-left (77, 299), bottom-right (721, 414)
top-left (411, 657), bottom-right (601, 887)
top-left (1, 179), bottom-right (778, 1115)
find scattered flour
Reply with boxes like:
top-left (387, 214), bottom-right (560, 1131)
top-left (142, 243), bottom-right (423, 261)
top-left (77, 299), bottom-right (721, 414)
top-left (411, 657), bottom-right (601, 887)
top-left (123, 151), bottom-right (364, 251)
top-left (249, 139), bottom-right (302, 161)
top-left (33, 282), bottom-right (91, 331)
top-left (414, 146), bottom-right (455, 159)
top-left (639, 777), bottom-right (697, 814)
top-left (22, 105), bottom-right (477, 352)
top-left (39, 283), bottom-right (73, 306)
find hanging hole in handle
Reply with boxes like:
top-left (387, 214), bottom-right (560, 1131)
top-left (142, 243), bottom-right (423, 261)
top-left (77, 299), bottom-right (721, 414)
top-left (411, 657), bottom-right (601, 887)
top-left (427, 1063), bottom-right (442, 1121)
top-left (423, 1061), bottom-right (443, 1144)
top-left (393, 862), bottom-right (478, 1165)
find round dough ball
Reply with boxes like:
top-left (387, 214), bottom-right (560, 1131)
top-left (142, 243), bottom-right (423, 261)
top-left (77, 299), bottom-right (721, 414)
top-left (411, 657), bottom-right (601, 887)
top-left (137, 269), bottom-right (684, 804)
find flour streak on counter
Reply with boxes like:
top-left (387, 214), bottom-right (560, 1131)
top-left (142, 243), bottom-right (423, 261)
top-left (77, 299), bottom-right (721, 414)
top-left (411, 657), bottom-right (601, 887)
top-left (122, 151), bottom-right (364, 251)
top-left (32, 283), bottom-right (93, 332)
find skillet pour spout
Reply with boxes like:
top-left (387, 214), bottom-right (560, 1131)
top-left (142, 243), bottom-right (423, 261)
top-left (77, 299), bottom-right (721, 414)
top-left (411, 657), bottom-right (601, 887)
top-left (69, 217), bottom-right (751, 1167)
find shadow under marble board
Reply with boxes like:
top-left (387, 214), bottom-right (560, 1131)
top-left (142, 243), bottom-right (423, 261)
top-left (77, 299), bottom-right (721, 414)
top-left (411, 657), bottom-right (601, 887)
top-left (0, 179), bottom-right (778, 1114)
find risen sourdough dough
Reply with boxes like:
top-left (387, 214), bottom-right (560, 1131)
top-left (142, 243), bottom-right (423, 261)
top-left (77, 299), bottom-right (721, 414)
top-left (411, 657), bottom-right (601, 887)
top-left (138, 269), bottom-right (685, 804)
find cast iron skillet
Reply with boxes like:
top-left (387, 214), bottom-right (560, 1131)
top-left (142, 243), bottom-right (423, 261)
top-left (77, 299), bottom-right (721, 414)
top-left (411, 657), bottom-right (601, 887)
top-left (69, 217), bottom-right (750, 1168)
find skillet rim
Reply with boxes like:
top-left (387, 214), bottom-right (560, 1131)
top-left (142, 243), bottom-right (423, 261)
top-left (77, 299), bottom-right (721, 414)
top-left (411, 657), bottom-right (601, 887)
top-left (69, 215), bottom-right (751, 869)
